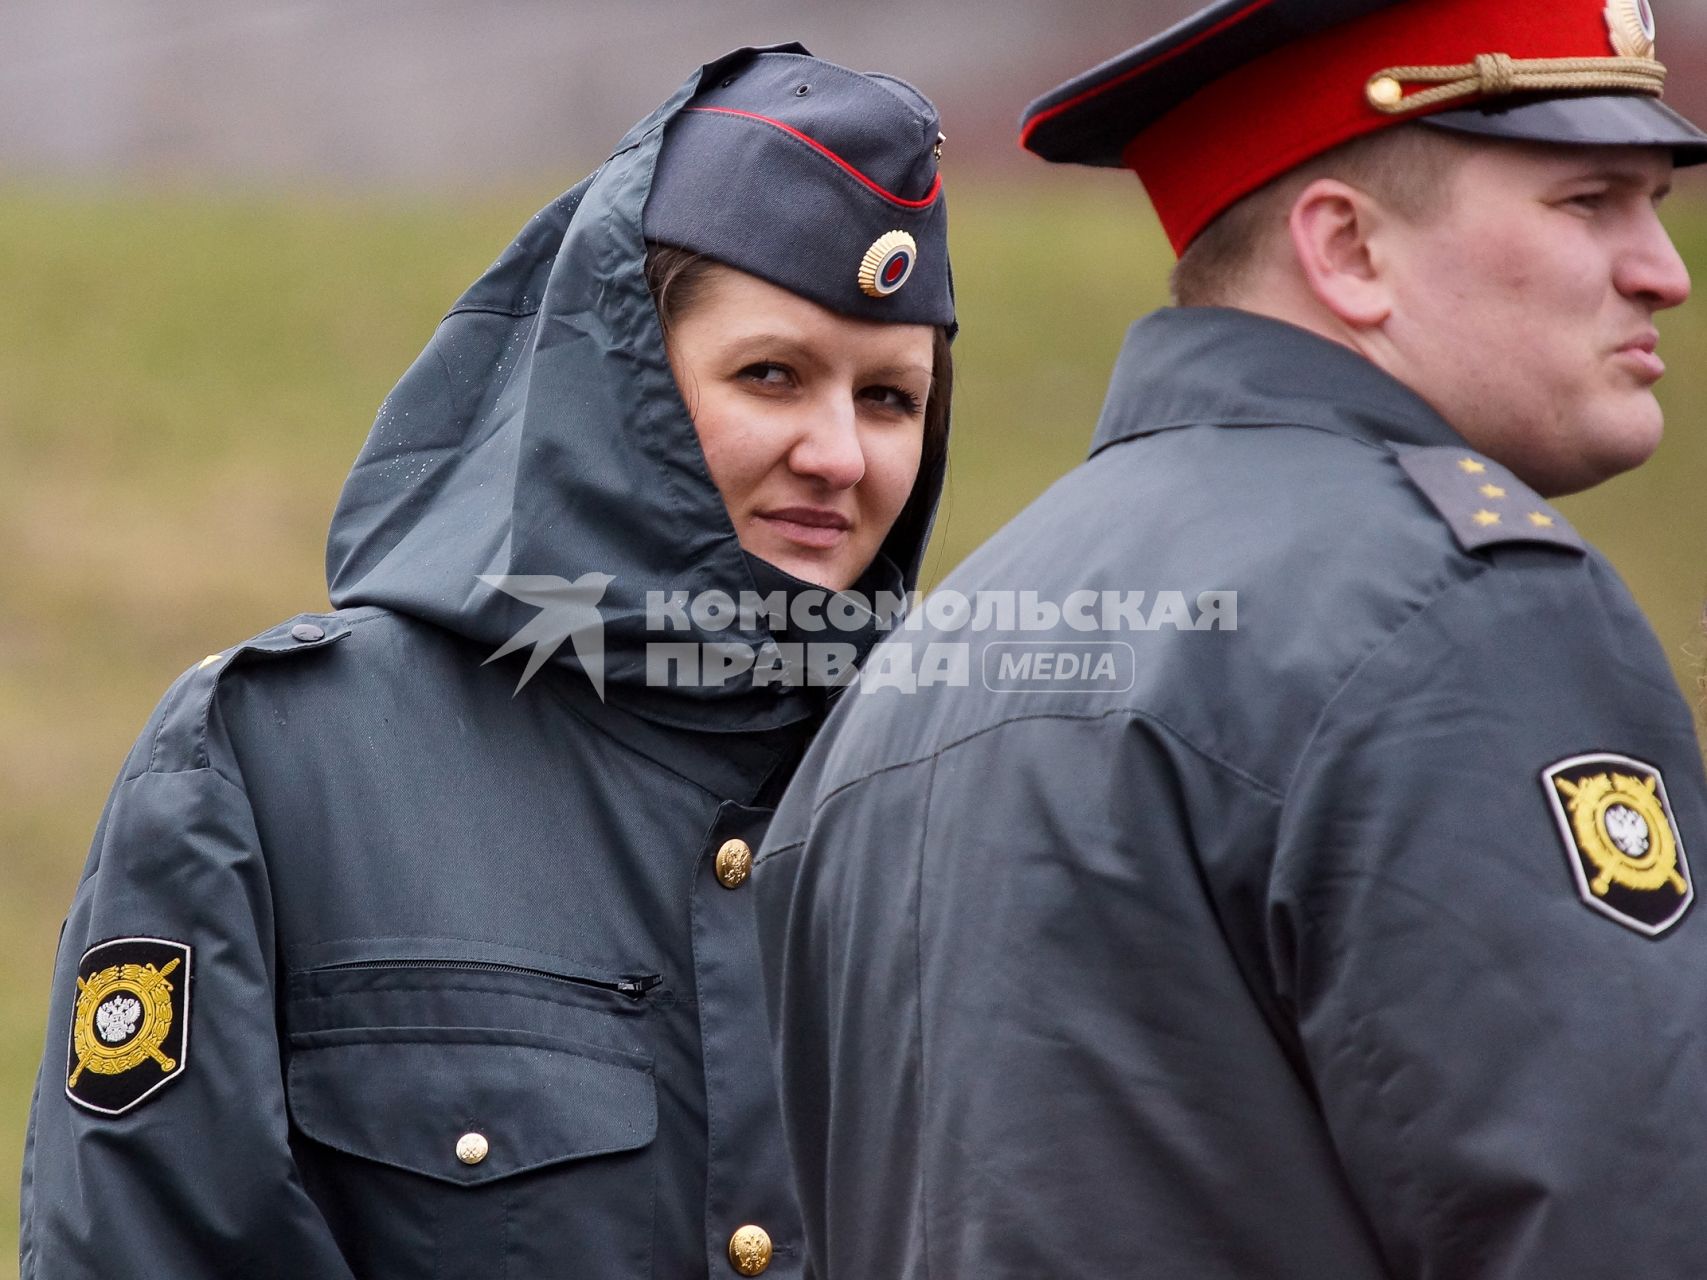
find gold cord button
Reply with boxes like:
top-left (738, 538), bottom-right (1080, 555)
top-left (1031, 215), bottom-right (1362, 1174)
top-left (455, 1132), bottom-right (489, 1165)
top-left (1367, 75), bottom-right (1403, 108)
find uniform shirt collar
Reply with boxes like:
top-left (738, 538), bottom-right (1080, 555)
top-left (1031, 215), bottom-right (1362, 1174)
top-left (1089, 306), bottom-right (1470, 458)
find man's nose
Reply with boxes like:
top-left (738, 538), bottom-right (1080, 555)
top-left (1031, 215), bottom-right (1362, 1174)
top-left (1621, 209), bottom-right (1692, 311)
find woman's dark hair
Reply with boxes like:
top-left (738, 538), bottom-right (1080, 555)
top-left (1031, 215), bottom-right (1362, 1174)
top-left (644, 242), bottom-right (953, 512)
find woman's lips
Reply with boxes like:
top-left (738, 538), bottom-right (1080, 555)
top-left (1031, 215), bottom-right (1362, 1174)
top-left (756, 507), bottom-right (852, 550)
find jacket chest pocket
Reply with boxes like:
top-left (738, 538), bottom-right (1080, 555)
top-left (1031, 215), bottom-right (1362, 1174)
top-left (284, 958), bottom-right (660, 1280)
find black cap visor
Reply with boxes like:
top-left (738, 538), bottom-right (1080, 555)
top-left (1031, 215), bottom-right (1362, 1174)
top-left (1020, 0), bottom-right (1394, 166)
top-left (1421, 94), bottom-right (1707, 166)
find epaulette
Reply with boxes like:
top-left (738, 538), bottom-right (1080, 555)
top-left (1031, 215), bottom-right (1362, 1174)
top-left (139, 613), bottom-right (351, 776)
top-left (1395, 446), bottom-right (1586, 557)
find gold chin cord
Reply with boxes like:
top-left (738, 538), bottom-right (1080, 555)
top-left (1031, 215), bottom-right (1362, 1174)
top-left (1366, 53), bottom-right (1666, 115)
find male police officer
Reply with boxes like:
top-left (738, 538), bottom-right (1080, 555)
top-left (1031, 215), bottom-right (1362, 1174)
top-left (755, 1), bottom-right (1707, 1275)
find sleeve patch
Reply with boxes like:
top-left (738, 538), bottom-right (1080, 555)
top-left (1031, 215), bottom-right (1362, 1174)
top-left (1542, 754), bottom-right (1693, 938)
top-left (1396, 447), bottom-right (1586, 556)
top-left (66, 937), bottom-right (192, 1115)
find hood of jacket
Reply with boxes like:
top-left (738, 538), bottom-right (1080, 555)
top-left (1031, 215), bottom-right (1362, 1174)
top-left (325, 47), bottom-right (948, 733)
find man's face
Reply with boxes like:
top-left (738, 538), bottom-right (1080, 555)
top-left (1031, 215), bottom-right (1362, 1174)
top-left (1377, 140), bottom-right (1689, 496)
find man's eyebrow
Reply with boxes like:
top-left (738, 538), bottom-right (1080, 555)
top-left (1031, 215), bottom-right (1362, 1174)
top-left (1568, 164), bottom-right (1674, 198)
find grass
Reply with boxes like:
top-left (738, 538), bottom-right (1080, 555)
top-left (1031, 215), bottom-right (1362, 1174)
top-left (3, 174), bottom-right (1705, 1272)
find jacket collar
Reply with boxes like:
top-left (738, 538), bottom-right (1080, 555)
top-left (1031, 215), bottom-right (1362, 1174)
top-left (1089, 307), bottom-right (1470, 458)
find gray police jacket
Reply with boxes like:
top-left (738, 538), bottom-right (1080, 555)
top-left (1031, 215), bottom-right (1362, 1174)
top-left (20, 50), bottom-right (942, 1280)
top-left (756, 307), bottom-right (1707, 1278)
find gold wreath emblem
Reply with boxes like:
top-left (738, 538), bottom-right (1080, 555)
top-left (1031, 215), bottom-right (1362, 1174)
top-left (68, 958), bottom-right (180, 1088)
top-left (1606, 0), bottom-right (1657, 60)
top-left (1555, 770), bottom-right (1684, 896)
top-left (857, 230), bottom-right (917, 299)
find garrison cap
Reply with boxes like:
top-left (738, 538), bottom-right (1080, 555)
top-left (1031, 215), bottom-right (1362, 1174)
top-left (646, 44), bottom-right (954, 330)
top-left (1020, 0), bottom-right (1707, 253)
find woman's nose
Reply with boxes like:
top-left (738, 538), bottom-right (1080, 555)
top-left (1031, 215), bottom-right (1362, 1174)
top-left (787, 397), bottom-right (867, 490)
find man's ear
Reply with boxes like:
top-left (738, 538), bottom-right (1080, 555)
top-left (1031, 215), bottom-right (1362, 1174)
top-left (1287, 178), bottom-right (1393, 329)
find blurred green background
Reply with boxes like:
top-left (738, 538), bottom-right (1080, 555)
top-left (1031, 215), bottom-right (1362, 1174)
top-left (4, 175), bottom-right (1705, 1271)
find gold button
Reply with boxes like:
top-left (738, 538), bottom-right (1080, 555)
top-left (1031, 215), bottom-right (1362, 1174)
top-left (455, 1132), bottom-right (489, 1165)
top-left (1366, 75), bottom-right (1403, 109)
top-left (715, 839), bottom-right (753, 890)
top-left (727, 1224), bottom-right (772, 1275)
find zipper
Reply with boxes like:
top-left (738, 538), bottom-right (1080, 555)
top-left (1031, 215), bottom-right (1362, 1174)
top-left (317, 958), bottom-right (663, 1001)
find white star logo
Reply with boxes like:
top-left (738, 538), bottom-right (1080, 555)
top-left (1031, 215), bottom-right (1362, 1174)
top-left (479, 573), bottom-right (615, 698)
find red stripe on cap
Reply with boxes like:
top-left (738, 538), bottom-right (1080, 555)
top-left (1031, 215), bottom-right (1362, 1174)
top-left (685, 106), bottom-right (942, 210)
top-left (1019, 0), bottom-right (1280, 150)
top-left (1121, 0), bottom-right (1621, 252)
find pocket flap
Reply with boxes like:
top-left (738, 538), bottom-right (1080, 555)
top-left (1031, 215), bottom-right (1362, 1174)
top-left (287, 1027), bottom-right (656, 1186)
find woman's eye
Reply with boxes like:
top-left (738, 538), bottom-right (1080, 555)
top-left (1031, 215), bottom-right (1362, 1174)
top-left (861, 384), bottom-right (924, 416)
top-left (738, 362), bottom-right (794, 388)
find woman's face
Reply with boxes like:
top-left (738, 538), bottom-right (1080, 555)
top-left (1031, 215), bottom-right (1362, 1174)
top-left (665, 264), bottom-right (934, 592)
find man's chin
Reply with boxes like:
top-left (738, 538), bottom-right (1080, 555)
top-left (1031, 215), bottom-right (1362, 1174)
top-left (1536, 405), bottom-right (1665, 497)
top-left (1598, 397), bottom-right (1667, 475)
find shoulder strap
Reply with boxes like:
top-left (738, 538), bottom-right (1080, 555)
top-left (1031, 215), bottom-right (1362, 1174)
top-left (1396, 446), bottom-right (1585, 556)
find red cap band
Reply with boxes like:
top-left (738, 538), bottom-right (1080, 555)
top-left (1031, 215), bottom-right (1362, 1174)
top-left (1124, 0), bottom-right (1625, 253)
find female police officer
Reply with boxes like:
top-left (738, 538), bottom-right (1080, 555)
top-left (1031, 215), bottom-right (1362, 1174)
top-left (20, 44), bottom-right (952, 1280)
